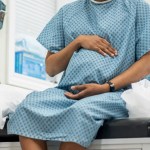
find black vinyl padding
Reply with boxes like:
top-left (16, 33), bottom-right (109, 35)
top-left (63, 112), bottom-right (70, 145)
top-left (0, 119), bottom-right (19, 142)
top-left (96, 118), bottom-right (150, 139)
top-left (0, 118), bottom-right (150, 142)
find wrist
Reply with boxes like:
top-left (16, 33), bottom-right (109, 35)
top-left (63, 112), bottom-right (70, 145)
top-left (102, 83), bottom-right (110, 93)
top-left (95, 84), bottom-right (110, 94)
top-left (76, 35), bottom-right (84, 49)
top-left (69, 37), bottom-right (81, 52)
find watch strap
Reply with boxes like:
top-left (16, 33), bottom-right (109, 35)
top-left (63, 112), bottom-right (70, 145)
top-left (106, 81), bottom-right (115, 92)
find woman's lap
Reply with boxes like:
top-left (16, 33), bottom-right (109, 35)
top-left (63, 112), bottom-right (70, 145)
top-left (7, 87), bottom-right (128, 147)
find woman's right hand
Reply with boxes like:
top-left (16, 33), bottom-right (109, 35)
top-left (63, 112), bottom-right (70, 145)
top-left (77, 35), bottom-right (118, 57)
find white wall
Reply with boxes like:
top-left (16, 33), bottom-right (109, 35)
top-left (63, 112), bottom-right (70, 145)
top-left (56, 0), bottom-right (76, 11)
top-left (146, 0), bottom-right (150, 3)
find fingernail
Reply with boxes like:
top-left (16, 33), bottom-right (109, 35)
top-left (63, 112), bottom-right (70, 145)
top-left (65, 92), bottom-right (69, 95)
top-left (71, 86), bottom-right (75, 90)
top-left (104, 53), bottom-right (107, 57)
top-left (111, 54), bottom-right (115, 57)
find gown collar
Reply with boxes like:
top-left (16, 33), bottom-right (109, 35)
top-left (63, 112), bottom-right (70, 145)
top-left (90, 0), bottom-right (112, 4)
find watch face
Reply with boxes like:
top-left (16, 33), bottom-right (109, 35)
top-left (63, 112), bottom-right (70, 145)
top-left (106, 81), bottom-right (115, 92)
top-left (110, 83), bottom-right (115, 87)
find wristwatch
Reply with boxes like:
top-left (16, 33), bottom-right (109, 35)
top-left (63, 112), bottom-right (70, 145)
top-left (106, 81), bottom-right (115, 92)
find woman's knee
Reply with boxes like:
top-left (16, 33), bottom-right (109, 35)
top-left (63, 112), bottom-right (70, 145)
top-left (19, 135), bottom-right (36, 142)
top-left (19, 136), bottom-right (47, 150)
top-left (19, 135), bottom-right (46, 143)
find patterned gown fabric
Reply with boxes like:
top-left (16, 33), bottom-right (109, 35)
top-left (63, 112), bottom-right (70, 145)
top-left (7, 0), bottom-right (150, 148)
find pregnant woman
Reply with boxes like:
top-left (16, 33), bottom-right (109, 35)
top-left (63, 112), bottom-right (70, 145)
top-left (8, 0), bottom-right (150, 150)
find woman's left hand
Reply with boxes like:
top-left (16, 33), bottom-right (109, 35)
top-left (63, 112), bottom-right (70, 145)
top-left (64, 83), bottom-right (110, 100)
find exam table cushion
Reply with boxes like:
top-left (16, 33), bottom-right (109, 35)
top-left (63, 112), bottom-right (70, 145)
top-left (0, 118), bottom-right (150, 142)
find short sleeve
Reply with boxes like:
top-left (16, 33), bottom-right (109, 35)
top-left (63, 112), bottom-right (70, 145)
top-left (36, 8), bottom-right (65, 53)
top-left (135, 0), bottom-right (150, 61)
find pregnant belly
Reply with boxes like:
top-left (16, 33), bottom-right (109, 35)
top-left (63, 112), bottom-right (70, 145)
top-left (59, 49), bottom-right (109, 89)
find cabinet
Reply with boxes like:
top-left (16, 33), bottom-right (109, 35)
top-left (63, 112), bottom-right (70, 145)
top-left (88, 139), bottom-right (150, 150)
top-left (46, 139), bottom-right (150, 150)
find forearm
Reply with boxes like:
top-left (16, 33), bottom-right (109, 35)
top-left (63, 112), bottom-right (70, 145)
top-left (108, 51), bottom-right (150, 91)
top-left (46, 37), bottom-right (81, 77)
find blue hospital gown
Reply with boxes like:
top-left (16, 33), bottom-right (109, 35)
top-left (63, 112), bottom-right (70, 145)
top-left (7, 0), bottom-right (150, 148)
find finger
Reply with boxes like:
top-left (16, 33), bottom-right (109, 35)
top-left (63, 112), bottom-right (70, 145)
top-left (64, 92), bottom-right (76, 99)
top-left (96, 48), bottom-right (107, 57)
top-left (65, 90), bottom-right (87, 100)
top-left (100, 39), bottom-right (118, 55)
top-left (107, 46), bottom-right (117, 53)
top-left (102, 44), bottom-right (118, 57)
top-left (105, 43), bottom-right (118, 54)
top-left (98, 45), bottom-right (115, 57)
top-left (71, 85), bottom-right (86, 91)
top-left (99, 41), bottom-right (115, 52)
top-left (105, 44), bottom-right (118, 56)
top-left (102, 47), bottom-right (116, 57)
top-left (101, 38), bottom-right (111, 46)
top-left (75, 90), bottom-right (87, 99)
top-left (107, 47), bottom-right (118, 56)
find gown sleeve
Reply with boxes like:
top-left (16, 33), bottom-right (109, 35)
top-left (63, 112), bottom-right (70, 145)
top-left (36, 8), bottom-right (65, 53)
top-left (135, 0), bottom-right (150, 61)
